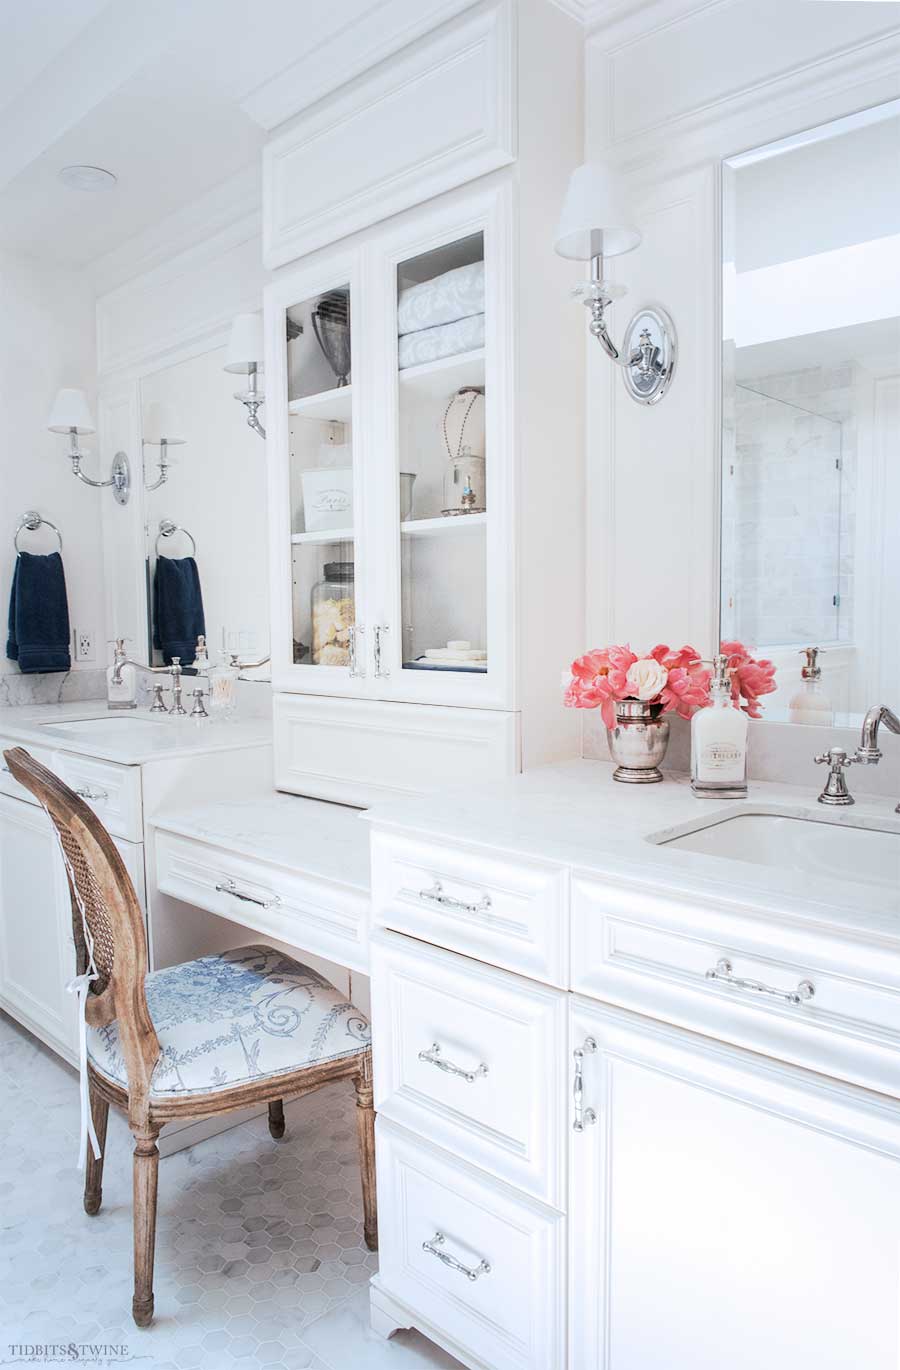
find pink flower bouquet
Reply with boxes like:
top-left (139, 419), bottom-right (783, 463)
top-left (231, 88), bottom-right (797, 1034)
top-left (720, 640), bottom-right (777, 719)
top-left (564, 644), bottom-right (712, 730)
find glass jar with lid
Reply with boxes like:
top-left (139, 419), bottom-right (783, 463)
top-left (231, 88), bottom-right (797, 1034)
top-left (311, 561), bottom-right (355, 666)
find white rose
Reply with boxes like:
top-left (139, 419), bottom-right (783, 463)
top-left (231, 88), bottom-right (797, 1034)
top-left (625, 657), bottom-right (668, 701)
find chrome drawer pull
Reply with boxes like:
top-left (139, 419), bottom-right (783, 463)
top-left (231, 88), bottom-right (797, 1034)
top-left (706, 958), bottom-right (815, 1007)
top-left (423, 1231), bottom-right (491, 1282)
top-left (74, 785), bottom-right (109, 802)
top-left (413, 880), bottom-right (492, 916)
top-left (418, 1042), bottom-right (488, 1084)
top-left (573, 1036), bottom-right (598, 1132)
top-left (215, 877), bottom-right (281, 910)
top-left (348, 624), bottom-right (366, 678)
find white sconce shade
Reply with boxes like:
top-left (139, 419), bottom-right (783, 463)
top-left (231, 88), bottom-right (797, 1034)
top-left (142, 401), bottom-right (185, 448)
top-left (554, 163), bottom-right (641, 260)
top-left (47, 387), bottom-right (95, 434)
top-left (224, 312), bottom-right (264, 374)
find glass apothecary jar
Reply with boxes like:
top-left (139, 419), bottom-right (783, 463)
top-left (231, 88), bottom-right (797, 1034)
top-left (311, 562), bottom-right (355, 666)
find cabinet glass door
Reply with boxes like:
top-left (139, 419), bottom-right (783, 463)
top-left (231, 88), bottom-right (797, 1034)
top-left (286, 284), bottom-right (361, 675)
top-left (395, 233), bottom-right (488, 680)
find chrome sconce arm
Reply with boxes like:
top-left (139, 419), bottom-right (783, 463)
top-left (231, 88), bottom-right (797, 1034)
top-left (579, 255), bottom-right (677, 406)
top-left (65, 429), bottom-right (131, 504)
top-left (234, 364), bottom-right (266, 440)
top-left (143, 437), bottom-right (184, 491)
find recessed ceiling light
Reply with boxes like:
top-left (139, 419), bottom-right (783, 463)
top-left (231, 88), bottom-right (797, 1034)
top-left (58, 164), bottom-right (118, 192)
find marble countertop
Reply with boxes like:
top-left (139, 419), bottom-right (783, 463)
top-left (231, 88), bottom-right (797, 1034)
top-left (152, 791), bottom-right (370, 893)
top-left (0, 702), bottom-right (272, 765)
top-left (366, 759), bottom-right (900, 944)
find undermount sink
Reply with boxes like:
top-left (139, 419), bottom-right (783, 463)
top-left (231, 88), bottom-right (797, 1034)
top-left (656, 811), bottom-right (900, 894)
top-left (40, 715), bottom-right (175, 738)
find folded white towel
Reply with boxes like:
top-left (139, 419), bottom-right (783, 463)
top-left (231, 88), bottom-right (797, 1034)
top-left (398, 313), bottom-right (485, 370)
top-left (398, 260), bottom-right (485, 336)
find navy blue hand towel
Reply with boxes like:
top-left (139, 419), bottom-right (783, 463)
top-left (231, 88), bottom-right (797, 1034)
top-left (153, 555), bottom-right (205, 666)
top-left (6, 550), bottom-right (71, 674)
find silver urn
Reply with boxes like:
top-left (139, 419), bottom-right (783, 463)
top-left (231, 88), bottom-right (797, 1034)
top-left (607, 700), bottom-right (670, 783)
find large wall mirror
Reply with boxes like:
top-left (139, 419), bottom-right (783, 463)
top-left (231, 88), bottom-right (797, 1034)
top-left (140, 345), bottom-right (269, 671)
top-left (721, 101), bottom-right (900, 725)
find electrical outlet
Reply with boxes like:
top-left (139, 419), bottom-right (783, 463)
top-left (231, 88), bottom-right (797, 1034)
top-left (74, 628), bottom-right (95, 662)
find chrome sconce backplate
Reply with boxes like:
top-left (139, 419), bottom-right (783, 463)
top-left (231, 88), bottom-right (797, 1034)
top-left (621, 306), bottom-right (677, 406)
top-left (111, 451), bottom-right (130, 505)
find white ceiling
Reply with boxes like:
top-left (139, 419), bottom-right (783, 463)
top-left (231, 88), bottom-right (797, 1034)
top-left (0, 0), bottom-right (391, 270)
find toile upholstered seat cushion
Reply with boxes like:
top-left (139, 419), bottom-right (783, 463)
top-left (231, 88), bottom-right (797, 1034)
top-left (86, 945), bottom-right (371, 1098)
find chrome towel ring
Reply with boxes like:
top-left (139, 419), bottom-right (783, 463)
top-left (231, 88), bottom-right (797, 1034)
top-left (15, 510), bottom-right (63, 555)
top-left (155, 519), bottom-right (197, 558)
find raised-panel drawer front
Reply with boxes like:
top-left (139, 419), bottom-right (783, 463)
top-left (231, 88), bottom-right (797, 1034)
top-left (51, 752), bottom-right (142, 842)
top-left (375, 1120), bottom-right (564, 1370)
top-left (0, 738), bottom-right (55, 806)
top-left (572, 874), bottom-right (900, 1099)
top-left (371, 829), bottom-right (568, 987)
top-left (155, 830), bottom-right (368, 973)
top-left (371, 931), bottom-right (566, 1206)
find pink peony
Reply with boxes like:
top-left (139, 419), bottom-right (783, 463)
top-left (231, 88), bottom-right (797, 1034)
top-left (720, 640), bottom-right (777, 718)
top-left (563, 642), bottom-right (711, 727)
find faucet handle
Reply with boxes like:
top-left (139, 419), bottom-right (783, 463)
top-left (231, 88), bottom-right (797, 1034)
top-left (815, 748), bottom-right (855, 806)
top-left (149, 683), bottom-right (169, 714)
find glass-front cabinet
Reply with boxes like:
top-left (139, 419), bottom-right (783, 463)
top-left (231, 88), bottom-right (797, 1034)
top-left (265, 187), bottom-right (511, 712)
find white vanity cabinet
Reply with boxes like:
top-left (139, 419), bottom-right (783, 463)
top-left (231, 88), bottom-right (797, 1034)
top-left (569, 997), bottom-right (900, 1370)
top-left (368, 818), bottom-right (900, 1370)
top-left (0, 774), bottom-right (145, 1062)
top-left (263, 0), bottom-right (584, 803)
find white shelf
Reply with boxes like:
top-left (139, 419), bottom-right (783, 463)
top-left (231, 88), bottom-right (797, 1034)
top-left (288, 385), bottom-right (352, 423)
top-left (401, 513), bottom-right (486, 537)
top-left (398, 349), bottom-right (484, 402)
top-left (291, 527), bottom-right (355, 546)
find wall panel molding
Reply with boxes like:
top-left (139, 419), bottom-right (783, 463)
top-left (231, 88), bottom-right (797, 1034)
top-left (262, 0), bottom-right (516, 268)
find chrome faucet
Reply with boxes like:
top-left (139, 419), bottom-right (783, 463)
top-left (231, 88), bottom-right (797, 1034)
top-left (110, 645), bottom-right (187, 715)
top-left (854, 705), bottom-right (900, 813)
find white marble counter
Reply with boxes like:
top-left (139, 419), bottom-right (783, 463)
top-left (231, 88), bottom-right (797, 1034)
top-left (0, 702), bottom-right (272, 765)
top-left (366, 759), bottom-right (900, 942)
top-left (152, 791), bottom-right (370, 893)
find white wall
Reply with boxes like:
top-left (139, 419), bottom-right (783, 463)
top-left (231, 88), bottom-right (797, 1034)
top-left (0, 249), bottom-right (102, 700)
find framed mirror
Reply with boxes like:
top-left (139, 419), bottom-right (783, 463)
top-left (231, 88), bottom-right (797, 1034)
top-left (721, 101), bottom-right (900, 725)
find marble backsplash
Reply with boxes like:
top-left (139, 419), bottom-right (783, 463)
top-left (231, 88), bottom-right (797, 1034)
top-left (0, 667), bottom-right (107, 708)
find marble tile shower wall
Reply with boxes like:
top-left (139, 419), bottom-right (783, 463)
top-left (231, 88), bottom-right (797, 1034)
top-left (725, 364), bottom-right (857, 649)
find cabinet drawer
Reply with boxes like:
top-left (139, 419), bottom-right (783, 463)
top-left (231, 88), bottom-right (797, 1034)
top-left (371, 829), bottom-right (568, 987)
top-left (155, 829), bottom-right (368, 973)
top-left (572, 873), bottom-right (900, 1099)
top-left (375, 1120), bottom-right (564, 1370)
top-left (0, 738), bottom-right (55, 806)
top-left (51, 752), bottom-right (142, 843)
top-left (371, 932), bottom-right (566, 1206)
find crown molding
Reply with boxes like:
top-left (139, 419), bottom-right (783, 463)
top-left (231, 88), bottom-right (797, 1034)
top-left (88, 165), bottom-right (262, 297)
top-left (240, 0), bottom-right (481, 131)
top-left (585, 0), bottom-right (725, 45)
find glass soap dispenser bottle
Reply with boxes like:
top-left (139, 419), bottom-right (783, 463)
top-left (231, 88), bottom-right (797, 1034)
top-left (691, 653), bottom-right (748, 798)
top-left (789, 646), bottom-right (833, 726)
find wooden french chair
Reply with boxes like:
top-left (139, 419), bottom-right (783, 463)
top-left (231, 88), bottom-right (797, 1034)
top-left (3, 746), bottom-right (377, 1328)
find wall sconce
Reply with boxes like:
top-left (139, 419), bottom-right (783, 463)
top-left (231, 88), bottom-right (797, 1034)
top-left (142, 401), bottom-right (185, 490)
top-left (555, 164), bottom-right (676, 405)
top-left (225, 312), bottom-right (266, 439)
top-left (47, 388), bottom-right (130, 504)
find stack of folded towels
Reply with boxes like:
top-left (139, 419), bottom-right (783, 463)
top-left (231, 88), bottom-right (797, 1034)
top-left (398, 260), bottom-right (485, 370)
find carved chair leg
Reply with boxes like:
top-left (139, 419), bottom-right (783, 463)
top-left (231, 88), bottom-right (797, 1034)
top-left (131, 1125), bottom-right (161, 1328)
top-left (83, 1086), bottom-right (109, 1216)
top-left (268, 1099), bottom-right (286, 1140)
top-left (354, 1054), bottom-right (377, 1251)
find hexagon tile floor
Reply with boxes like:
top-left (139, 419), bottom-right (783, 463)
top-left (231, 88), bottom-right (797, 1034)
top-left (0, 1011), bottom-right (463, 1370)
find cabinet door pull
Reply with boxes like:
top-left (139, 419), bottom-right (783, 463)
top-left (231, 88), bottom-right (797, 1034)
top-left (418, 1042), bottom-right (488, 1084)
top-left (422, 1231), bottom-right (491, 1282)
top-left (348, 624), bottom-right (366, 678)
top-left (74, 785), bottom-right (109, 803)
top-left (705, 957), bottom-right (815, 1007)
top-left (410, 879), bottom-right (492, 917)
top-left (215, 877), bottom-right (281, 910)
top-left (573, 1036), bottom-right (598, 1132)
top-left (373, 624), bottom-right (390, 678)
